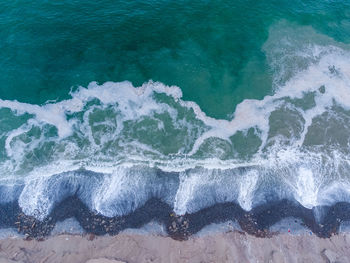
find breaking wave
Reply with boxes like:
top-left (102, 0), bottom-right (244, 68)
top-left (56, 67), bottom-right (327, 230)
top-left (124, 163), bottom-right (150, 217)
top-left (1, 22), bottom-right (350, 221)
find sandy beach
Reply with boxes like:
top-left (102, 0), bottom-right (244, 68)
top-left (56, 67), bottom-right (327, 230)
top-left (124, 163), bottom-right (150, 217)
top-left (0, 231), bottom-right (349, 263)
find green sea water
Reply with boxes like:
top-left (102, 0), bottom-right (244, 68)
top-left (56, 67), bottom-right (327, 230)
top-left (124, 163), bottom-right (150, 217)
top-left (1, 0), bottom-right (349, 118)
top-left (2, 1), bottom-right (350, 219)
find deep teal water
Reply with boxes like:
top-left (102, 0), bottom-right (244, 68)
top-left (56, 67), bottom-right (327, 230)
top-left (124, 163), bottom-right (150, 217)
top-left (1, 0), bottom-right (349, 117)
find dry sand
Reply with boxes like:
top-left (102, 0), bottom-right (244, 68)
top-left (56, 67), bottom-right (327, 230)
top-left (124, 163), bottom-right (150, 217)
top-left (0, 232), bottom-right (349, 263)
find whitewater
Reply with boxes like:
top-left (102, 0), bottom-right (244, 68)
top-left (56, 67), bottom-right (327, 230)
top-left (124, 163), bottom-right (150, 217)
top-left (1, 23), bottom-right (350, 223)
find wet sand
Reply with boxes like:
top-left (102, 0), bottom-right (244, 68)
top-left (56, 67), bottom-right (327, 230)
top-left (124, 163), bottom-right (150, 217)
top-left (2, 197), bottom-right (350, 240)
top-left (1, 197), bottom-right (350, 262)
top-left (0, 231), bottom-right (349, 263)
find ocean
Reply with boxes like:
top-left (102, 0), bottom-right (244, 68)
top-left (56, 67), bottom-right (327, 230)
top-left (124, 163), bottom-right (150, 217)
top-left (1, 0), bottom-right (350, 238)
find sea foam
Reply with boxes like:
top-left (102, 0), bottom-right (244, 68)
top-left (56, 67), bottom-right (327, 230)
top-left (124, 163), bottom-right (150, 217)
top-left (1, 22), bottom-right (350, 220)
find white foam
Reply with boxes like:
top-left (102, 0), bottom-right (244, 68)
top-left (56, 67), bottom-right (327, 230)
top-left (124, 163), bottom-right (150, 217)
top-left (18, 177), bottom-right (53, 220)
top-left (0, 99), bottom-right (74, 138)
top-left (173, 169), bottom-right (229, 215)
top-left (18, 170), bottom-right (101, 220)
top-left (91, 167), bottom-right (158, 217)
top-left (174, 168), bottom-right (261, 215)
top-left (16, 166), bottom-right (179, 220)
top-left (294, 167), bottom-right (319, 209)
top-left (1, 22), bottom-right (350, 219)
top-left (2, 44), bottom-right (350, 164)
top-left (237, 170), bottom-right (258, 211)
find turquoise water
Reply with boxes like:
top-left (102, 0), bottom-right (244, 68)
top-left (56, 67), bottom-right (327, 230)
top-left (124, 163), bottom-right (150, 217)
top-left (1, 1), bottom-right (350, 219)
top-left (2, 0), bottom-right (350, 117)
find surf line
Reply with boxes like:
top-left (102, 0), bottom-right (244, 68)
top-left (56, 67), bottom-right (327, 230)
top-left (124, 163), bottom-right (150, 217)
top-left (0, 197), bottom-right (348, 240)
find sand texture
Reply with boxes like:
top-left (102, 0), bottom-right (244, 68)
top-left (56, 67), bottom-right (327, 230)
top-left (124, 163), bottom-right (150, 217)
top-left (0, 232), bottom-right (349, 263)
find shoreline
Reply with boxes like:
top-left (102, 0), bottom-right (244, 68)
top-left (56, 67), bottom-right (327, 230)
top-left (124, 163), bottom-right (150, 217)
top-left (1, 196), bottom-right (350, 240)
top-left (1, 231), bottom-right (349, 263)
